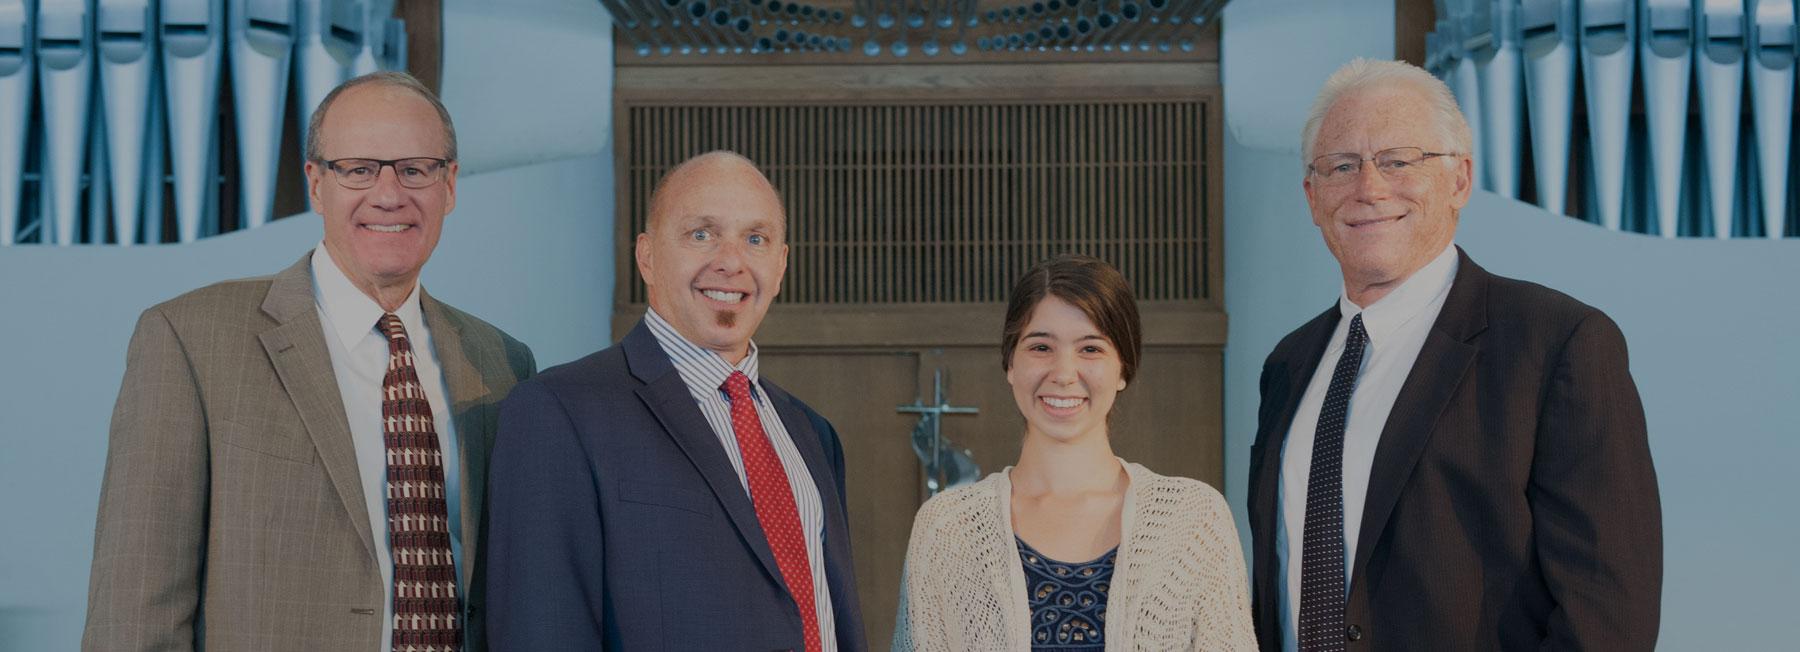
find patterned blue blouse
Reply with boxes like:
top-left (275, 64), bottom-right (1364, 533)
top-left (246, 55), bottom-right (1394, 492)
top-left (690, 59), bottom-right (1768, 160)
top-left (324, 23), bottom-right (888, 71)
top-left (1017, 536), bottom-right (1118, 651)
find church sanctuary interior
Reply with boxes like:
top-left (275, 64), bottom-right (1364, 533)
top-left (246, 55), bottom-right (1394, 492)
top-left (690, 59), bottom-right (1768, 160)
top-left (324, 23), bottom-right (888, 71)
top-left (0, 0), bottom-right (1794, 648)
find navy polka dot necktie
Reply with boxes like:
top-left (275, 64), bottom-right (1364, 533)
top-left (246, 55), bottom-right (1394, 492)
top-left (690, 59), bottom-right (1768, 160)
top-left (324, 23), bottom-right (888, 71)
top-left (1299, 313), bottom-right (1367, 651)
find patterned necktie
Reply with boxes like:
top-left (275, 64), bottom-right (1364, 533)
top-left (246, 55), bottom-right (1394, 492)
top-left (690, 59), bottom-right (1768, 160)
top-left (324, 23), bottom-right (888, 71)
top-left (723, 371), bottom-right (822, 652)
top-left (378, 314), bottom-right (462, 652)
top-left (1299, 313), bottom-right (1368, 652)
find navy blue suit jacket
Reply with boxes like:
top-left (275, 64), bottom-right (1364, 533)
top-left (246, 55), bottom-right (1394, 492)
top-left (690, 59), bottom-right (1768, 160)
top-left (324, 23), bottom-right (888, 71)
top-left (485, 320), bottom-right (867, 651)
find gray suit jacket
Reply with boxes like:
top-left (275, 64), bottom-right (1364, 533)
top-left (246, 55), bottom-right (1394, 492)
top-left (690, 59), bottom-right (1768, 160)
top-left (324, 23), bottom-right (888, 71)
top-left (83, 253), bottom-right (536, 651)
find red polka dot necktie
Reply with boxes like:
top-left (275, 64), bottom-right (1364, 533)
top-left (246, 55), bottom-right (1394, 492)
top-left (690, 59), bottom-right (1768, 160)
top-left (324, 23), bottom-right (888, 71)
top-left (378, 314), bottom-right (462, 652)
top-left (1299, 313), bottom-right (1367, 652)
top-left (723, 370), bottom-right (821, 652)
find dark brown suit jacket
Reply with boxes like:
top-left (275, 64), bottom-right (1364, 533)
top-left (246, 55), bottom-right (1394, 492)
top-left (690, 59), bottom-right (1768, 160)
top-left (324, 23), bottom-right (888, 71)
top-left (83, 253), bottom-right (535, 651)
top-left (1247, 250), bottom-right (1662, 651)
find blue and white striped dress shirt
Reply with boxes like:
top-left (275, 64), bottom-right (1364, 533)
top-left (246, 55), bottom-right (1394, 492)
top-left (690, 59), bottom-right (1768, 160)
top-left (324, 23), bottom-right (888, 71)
top-left (645, 309), bottom-right (838, 651)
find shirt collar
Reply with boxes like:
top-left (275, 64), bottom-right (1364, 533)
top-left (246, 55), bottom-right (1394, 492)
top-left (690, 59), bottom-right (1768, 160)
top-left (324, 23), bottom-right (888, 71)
top-left (1337, 243), bottom-right (1458, 346)
top-left (311, 242), bottom-right (425, 350)
top-left (643, 307), bottom-right (760, 393)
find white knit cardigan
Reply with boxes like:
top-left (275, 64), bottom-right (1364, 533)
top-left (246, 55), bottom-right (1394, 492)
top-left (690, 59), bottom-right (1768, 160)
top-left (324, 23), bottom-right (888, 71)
top-left (892, 461), bottom-right (1257, 651)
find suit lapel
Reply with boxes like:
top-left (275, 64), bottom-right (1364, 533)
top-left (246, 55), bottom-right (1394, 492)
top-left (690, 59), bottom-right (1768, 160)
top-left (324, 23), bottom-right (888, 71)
top-left (1248, 305), bottom-right (1338, 644)
top-left (421, 291), bottom-right (495, 588)
top-left (257, 253), bottom-right (376, 561)
top-left (761, 378), bottom-right (856, 611)
top-left (1349, 249), bottom-right (1489, 590)
top-left (761, 379), bottom-right (835, 518)
top-left (623, 323), bottom-right (788, 590)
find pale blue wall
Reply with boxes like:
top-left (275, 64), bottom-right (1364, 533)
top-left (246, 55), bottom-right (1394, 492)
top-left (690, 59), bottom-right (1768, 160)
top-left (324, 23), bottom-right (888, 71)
top-left (0, 1), bottom-right (616, 647)
top-left (1221, 1), bottom-right (1798, 647)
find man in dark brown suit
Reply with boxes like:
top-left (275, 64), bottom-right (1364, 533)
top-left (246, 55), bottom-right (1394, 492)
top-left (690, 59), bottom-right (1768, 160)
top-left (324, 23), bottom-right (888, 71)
top-left (1247, 59), bottom-right (1662, 652)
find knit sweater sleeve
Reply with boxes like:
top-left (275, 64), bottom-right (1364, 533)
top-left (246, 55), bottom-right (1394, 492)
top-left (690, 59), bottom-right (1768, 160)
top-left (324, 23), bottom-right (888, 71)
top-left (892, 473), bottom-right (1019, 652)
top-left (1114, 469), bottom-right (1257, 651)
top-left (1182, 481), bottom-right (1258, 650)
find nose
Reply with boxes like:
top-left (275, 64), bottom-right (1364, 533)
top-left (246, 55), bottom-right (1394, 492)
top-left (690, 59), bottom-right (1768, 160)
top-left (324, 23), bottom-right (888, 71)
top-left (366, 164), bottom-right (406, 210)
top-left (1049, 351), bottom-right (1080, 386)
top-left (711, 237), bottom-right (749, 275)
top-left (1352, 158), bottom-right (1394, 202)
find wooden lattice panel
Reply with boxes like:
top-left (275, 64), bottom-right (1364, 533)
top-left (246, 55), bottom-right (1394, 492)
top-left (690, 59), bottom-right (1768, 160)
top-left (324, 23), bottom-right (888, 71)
top-left (622, 98), bottom-right (1216, 305)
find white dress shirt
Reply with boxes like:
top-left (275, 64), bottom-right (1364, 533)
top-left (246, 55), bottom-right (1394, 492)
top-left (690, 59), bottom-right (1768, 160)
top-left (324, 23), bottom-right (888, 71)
top-left (1276, 244), bottom-right (1458, 652)
top-left (311, 244), bottom-right (464, 652)
top-left (644, 308), bottom-right (838, 651)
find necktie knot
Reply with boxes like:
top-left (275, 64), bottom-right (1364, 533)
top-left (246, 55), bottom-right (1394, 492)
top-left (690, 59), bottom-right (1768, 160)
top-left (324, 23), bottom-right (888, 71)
top-left (378, 313), bottom-right (409, 342)
top-left (723, 370), bottom-right (754, 403)
top-left (1346, 313), bottom-right (1368, 351)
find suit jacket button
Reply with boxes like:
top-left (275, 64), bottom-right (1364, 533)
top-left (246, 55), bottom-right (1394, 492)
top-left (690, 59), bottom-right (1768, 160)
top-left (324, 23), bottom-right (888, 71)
top-left (1346, 624), bottom-right (1363, 641)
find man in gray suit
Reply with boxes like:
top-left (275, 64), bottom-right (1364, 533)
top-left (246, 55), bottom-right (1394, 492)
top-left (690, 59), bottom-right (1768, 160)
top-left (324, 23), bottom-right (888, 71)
top-left (82, 72), bottom-right (533, 652)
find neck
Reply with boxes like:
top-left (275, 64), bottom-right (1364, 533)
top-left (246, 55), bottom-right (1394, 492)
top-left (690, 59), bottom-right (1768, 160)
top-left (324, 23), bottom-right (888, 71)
top-left (1011, 428), bottom-right (1123, 496)
top-left (361, 283), bottom-right (415, 313)
top-left (1343, 255), bottom-right (1431, 308)
top-left (715, 343), bottom-right (750, 366)
top-left (326, 244), bottom-right (415, 312)
top-left (1344, 277), bottom-right (1402, 308)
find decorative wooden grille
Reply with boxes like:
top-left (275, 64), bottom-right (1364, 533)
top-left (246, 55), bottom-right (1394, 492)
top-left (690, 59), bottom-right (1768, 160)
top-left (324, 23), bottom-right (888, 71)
top-left (622, 98), bottom-right (1217, 304)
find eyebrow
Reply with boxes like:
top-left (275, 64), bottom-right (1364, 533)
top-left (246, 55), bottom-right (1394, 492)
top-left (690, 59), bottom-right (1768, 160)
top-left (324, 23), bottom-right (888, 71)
top-left (671, 215), bottom-right (781, 233)
top-left (1023, 331), bottom-right (1108, 342)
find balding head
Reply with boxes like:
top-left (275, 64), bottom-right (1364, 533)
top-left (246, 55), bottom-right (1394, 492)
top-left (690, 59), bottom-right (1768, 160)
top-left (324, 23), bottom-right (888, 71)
top-left (635, 151), bottom-right (789, 365)
top-left (646, 151), bottom-right (786, 237)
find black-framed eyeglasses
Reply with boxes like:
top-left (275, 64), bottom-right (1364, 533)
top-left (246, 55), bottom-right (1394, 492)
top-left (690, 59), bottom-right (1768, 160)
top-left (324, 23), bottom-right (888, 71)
top-left (1308, 147), bottom-right (1458, 186)
top-left (318, 157), bottom-right (452, 190)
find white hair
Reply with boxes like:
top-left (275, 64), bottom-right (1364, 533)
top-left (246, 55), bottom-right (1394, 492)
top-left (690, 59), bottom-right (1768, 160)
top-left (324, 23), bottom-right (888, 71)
top-left (1300, 58), bottom-right (1474, 171)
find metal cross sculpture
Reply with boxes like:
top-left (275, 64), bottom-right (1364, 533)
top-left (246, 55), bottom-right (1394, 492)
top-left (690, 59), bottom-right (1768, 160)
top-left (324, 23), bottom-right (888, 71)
top-left (896, 367), bottom-right (982, 495)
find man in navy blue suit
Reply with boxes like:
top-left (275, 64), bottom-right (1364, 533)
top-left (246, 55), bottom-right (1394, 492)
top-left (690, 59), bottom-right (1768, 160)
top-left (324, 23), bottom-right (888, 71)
top-left (485, 151), bottom-right (865, 651)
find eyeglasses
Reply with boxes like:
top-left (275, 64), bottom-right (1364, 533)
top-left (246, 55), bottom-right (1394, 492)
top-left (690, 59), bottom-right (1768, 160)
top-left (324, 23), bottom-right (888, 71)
top-left (318, 157), bottom-right (452, 190)
top-left (1308, 147), bottom-right (1457, 186)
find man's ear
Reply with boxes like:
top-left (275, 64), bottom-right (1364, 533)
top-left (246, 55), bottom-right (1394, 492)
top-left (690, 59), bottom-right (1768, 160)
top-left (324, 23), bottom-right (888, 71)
top-left (304, 160), bottom-right (324, 215)
top-left (1449, 154), bottom-right (1474, 209)
top-left (635, 232), bottom-right (654, 285)
top-left (441, 161), bottom-right (459, 214)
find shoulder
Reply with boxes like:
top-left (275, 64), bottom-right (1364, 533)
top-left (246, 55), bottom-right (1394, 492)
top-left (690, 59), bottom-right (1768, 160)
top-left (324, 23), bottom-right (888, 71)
top-left (427, 299), bottom-right (537, 371)
top-left (1481, 268), bottom-right (1606, 328)
top-left (525, 344), bottom-right (628, 393)
top-left (1264, 306), bottom-right (1335, 367)
top-left (1125, 463), bottom-right (1238, 549)
top-left (911, 472), bottom-right (1007, 536)
top-left (145, 274), bottom-right (276, 325)
top-left (905, 473), bottom-right (1010, 587)
top-left (1129, 464), bottom-right (1230, 515)
top-left (1472, 266), bottom-right (1626, 356)
top-left (429, 300), bottom-right (530, 350)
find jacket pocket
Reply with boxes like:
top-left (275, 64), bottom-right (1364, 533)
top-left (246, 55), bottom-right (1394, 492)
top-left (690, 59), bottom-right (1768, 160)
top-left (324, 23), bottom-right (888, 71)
top-left (618, 481), bottom-right (715, 517)
top-left (217, 418), bottom-right (317, 464)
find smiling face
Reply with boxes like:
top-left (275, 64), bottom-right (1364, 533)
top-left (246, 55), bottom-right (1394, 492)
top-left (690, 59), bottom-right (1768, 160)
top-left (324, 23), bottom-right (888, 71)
top-left (1006, 296), bottom-right (1128, 445)
top-left (635, 154), bottom-right (788, 364)
top-left (1303, 82), bottom-right (1471, 303)
top-left (305, 83), bottom-right (457, 303)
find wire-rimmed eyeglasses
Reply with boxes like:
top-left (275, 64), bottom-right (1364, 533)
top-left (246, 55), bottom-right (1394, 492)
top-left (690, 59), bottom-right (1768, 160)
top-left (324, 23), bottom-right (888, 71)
top-left (317, 157), bottom-right (452, 190)
top-left (1308, 147), bottom-right (1458, 186)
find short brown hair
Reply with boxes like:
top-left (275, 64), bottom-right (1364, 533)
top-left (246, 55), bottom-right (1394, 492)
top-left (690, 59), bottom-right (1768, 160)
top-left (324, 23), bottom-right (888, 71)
top-left (1000, 254), bottom-right (1144, 384)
